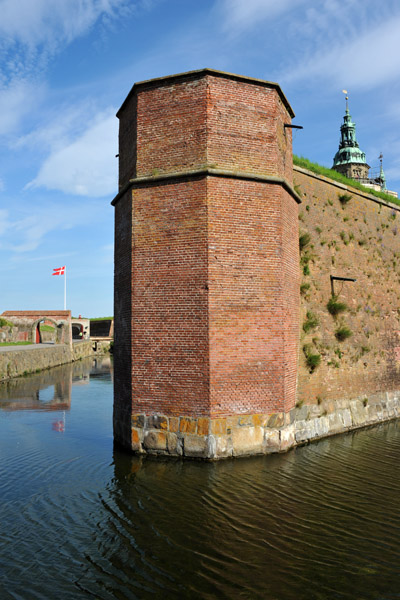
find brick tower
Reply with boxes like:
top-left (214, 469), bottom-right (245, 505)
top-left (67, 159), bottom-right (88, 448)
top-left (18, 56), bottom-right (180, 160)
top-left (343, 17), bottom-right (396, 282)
top-left (113, 69), bottom-right (301, 459)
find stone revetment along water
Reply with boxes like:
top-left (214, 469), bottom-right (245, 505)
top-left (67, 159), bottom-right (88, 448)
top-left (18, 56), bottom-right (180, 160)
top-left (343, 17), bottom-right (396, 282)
top-left (1, 358), bottom-right (400, 599)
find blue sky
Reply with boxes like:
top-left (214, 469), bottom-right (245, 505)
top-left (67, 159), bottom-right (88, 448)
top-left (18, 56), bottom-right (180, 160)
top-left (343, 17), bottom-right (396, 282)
top-left (1, 0), bottom-right (400, 317)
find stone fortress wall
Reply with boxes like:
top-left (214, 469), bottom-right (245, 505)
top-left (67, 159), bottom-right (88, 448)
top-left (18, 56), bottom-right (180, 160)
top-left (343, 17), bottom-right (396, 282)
top-left (295, 167), bottom-right (400, 405)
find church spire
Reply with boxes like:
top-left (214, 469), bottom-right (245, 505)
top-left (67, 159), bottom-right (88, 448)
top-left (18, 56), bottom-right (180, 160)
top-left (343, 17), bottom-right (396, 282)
top-left (332, 92), bottom-right (370, 181)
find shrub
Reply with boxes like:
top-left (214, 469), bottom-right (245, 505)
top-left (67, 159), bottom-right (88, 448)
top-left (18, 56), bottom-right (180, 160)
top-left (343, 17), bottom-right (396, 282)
top-left (338, 193), bottom-right (352, 206)
top-left (0, 318), bottom-right (13, 328)
top-left (305, 352), bottom-right (321, 373)
top-left (335, 326), bottom-right (352, 341)
top-left (294, 184), bottom-right (302, 197)
top-left (300, 282), bottom-right (310, 295)
top-left (327, 296), bottom-right (348, 317)
top-left (303, 311), bottom-right (319, 333)
top-left (299, 232), bottom-right (311, 251)
top-left (303, 344), bottom-right (321, 373)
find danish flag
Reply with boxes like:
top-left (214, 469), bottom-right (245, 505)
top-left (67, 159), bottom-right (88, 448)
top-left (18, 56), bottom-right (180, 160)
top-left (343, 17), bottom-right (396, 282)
top-left (52, 266), bottom-right (65, 276)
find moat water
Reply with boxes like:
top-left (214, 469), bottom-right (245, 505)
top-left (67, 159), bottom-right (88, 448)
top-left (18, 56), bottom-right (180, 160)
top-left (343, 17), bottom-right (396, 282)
top-left (1, 358), bottom-right (400, 599)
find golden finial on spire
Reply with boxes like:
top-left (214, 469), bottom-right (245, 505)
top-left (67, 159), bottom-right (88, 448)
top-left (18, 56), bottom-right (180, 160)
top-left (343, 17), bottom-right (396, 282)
top-left (342, 89), bottom-right (349, 112)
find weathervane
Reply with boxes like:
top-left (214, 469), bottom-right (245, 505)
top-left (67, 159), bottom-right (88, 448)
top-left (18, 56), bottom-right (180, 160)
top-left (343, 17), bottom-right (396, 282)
top-left (342, 89), bottom-right (349, 112)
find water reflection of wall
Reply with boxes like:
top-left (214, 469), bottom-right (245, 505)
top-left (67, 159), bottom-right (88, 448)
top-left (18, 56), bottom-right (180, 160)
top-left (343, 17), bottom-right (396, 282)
top-left (0, 356), bottom-right (113, 411)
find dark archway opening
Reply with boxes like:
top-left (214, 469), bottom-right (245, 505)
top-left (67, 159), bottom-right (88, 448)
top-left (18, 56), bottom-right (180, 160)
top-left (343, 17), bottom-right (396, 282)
top-left (72, 324), bottom-right (83, 340)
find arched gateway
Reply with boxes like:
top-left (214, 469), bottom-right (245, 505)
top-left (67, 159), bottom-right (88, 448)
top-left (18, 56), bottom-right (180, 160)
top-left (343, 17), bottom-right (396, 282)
top-left (1, 311), bottom-right (72, 346)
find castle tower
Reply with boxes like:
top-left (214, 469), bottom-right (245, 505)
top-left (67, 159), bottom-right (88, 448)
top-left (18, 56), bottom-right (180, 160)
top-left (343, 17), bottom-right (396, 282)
top-left (332, 95), bottom-right (370, 181)
top-left (112, 69), bottom-right (301, 459)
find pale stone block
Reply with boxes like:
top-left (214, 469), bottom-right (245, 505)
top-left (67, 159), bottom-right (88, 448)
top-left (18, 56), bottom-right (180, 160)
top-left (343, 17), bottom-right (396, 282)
top-left (210, 418), bottom-right (227, 435)
top-left (328, 412), bottom-right (344, 433)
top-left (166, 432), bottom-right (178, 454)
top-left (295, 420), bottom-right (315, 443)
top-left (367, 404), bottom-right (378, 423)
top-left (147, 415), bottom-right (168, 430)
top-left (207, 434), bottom-right (217, 458)
top-left (264, 429), bottom-right (280, 452)
top-left (214, 435), bottom-right (232, 458)
top-left (131, 427), bottom-right (143, 452)
top-left (169, 417), bottom-right (179, 432)
top-left (238, 415), bottom-right (253, 427)
top-left (350, 402), bottom-right (368, 426)
top-left (341, 408), bottom-right (352, 428)
top-left (179, 417), bottom-right (196, 434)
top-left (315, 416), bottom-right (329, 437)
top-left (308, 405), bottom-right (322, 418)
top-left (267, 412), bottom-right (285, 428)
top-left (280, 425), bottom-right (295, 450)
top-left (143, 430), bottom-right (167, 451)
top-left (232, 426), bottom-right (263, 456)
top-left (197, 417), bottom-right (209, 436)
top-left (183, 434), bottom-right (208, 458)
top-left (252, 413), bottom-right (269, 427)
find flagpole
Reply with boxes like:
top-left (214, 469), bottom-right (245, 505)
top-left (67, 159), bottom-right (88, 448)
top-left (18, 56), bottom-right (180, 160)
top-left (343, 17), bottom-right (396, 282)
top-left (64, 267), bottom-right (66, 310)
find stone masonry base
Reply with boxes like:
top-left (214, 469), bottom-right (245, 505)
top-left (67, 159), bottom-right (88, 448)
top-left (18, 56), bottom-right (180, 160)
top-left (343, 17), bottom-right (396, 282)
top-left (124, 390), bottom-right (400, 459)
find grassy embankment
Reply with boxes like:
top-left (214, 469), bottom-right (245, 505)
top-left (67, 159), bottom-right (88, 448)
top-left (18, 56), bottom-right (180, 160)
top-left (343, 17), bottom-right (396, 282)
top-left (0, 342), bottom-right (32, 347)
top-left (293, 155), bottom-right (400, 208)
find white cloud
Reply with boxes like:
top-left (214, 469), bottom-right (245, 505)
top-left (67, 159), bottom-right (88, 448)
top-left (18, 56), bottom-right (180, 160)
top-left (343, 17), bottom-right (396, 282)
top-left (0, 79), bottom-right (46, 136)
top-left (281, 11), bottom-right (400, 91)
top-left (14, 100), bottom-right (99, 151)
top-left (26, 111), bottom-right (118, 197)
top-left (0, 209), bottom-right (10, 236)
top-left (0, 0), bottom-right (133, 138)
top-left (0, 209), bottom-right (52, 252)
top-left (0, 0), bottom-right (130, 53)
top-left (0, 198), bottom-right (107, 253)
top-left (11, 251), bottom-right (77, 263)
top-left (219, 0), bottom-right (305, 33)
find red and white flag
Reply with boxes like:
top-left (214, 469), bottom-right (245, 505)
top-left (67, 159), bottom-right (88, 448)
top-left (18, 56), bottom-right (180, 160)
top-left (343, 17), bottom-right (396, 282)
top-left (52, 266), bottom-right (65, 276)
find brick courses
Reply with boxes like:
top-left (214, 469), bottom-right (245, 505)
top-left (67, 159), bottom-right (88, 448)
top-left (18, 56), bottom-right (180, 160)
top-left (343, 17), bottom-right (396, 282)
top-left (113, 69), bottom-right (300, 456)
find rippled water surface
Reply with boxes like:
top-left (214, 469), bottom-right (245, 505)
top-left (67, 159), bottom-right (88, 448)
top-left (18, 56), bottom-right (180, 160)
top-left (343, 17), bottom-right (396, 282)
top-left (1, 358), bottom-right (400, 599)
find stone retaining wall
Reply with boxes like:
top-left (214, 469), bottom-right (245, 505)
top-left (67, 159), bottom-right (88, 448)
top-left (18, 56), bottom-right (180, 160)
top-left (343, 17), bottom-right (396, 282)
top-left (0, 341), bottom-right (93, 381)
top-left (121, 390), bottom-right (400, 459)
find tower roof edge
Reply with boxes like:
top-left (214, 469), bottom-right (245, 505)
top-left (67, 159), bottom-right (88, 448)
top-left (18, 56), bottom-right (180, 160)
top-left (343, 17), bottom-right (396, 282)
top-left (116, 68), bottom-right (295, 118)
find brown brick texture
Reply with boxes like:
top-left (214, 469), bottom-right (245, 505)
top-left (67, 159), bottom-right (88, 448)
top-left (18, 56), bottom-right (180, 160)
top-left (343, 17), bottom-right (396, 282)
top-left (113, 70), bottom-right (299, 448)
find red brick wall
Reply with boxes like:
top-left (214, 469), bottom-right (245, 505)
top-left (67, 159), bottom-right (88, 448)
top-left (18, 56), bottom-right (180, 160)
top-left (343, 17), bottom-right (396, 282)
top-left (129, 177), bottom-right (210, 417)
top-left (113, 191), bottom-right (133, 445)
top-left (295, 167), bottom-right (400, 404)
top-left (113, 70), bottom-right (299, 440)
top-left (135, 76), bottom-right (208, 178)
top-left (117, 71), bottom-right (294, 186)
top-left (206, 75), bottom-right (293, 183)
top-left (118, 95), bottom-right (137, 190)
top-left (208, 177), bottom-right (299, 415)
